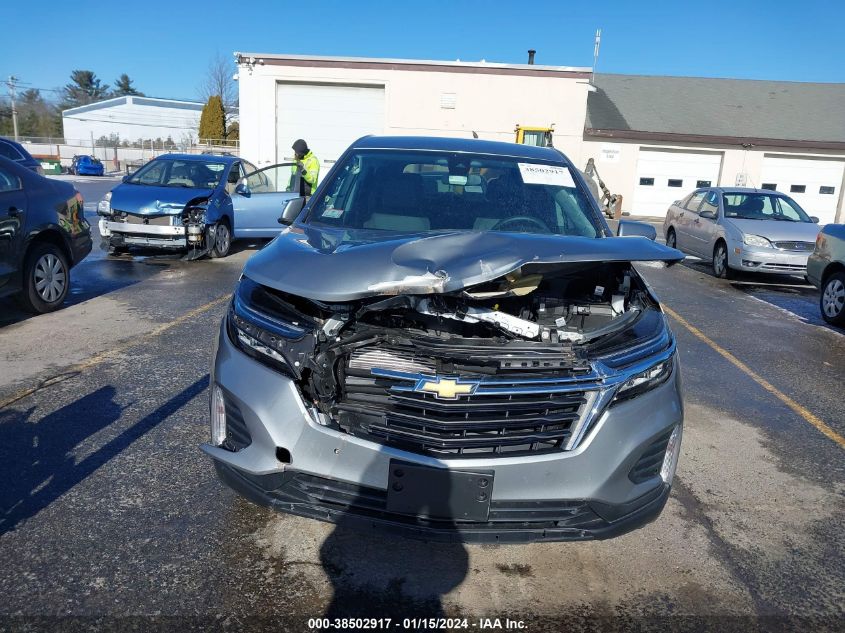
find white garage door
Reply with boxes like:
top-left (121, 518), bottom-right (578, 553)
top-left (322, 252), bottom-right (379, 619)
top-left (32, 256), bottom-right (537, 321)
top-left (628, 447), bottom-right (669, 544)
top-left (276, 83), bottom-right (385, 175)
top-left (760, 156), bottom-right (844, 224)
top-left (633, 149), bottom-right (723, 216)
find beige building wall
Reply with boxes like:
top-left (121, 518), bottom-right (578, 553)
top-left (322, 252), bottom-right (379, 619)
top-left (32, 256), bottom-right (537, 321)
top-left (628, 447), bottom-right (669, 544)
top-left (237, 59), bottom-right (592, 167)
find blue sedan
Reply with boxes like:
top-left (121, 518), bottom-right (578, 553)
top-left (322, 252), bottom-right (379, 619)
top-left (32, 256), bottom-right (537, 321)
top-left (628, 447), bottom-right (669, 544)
top-left (70, 155), bottom-right (105, 176)
top-left (97, 154), bottom-right (301, 258)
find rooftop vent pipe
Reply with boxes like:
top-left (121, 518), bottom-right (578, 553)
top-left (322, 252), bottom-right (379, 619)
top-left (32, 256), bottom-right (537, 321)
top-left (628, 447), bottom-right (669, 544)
top-left (527, 50), bottom-right (536, 65)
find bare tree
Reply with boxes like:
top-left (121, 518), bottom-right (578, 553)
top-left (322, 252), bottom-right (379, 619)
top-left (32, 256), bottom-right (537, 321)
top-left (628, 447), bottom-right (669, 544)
top-left (199, 52), bottom-right (237, 120)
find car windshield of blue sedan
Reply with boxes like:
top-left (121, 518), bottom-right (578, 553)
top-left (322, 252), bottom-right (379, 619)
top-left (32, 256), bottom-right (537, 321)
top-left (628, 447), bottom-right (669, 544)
top-left (127, 159), bottom-right (225, 188)
top-left (723, 193), bottom-right (812, 222)
top-left (306, 150), bottom-right (600, 237)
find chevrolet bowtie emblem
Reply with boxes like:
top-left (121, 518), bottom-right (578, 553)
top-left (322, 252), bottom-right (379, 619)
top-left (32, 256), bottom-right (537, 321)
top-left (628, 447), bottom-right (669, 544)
top-left (415, 377), bottom-right (477, 400)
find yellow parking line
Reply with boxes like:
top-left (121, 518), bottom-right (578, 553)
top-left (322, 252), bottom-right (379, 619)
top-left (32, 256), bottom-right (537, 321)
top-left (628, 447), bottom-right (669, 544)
top-left (0, 295), bottom-right (229, 410)
top-left (663, 305), bottom-right (845, 450)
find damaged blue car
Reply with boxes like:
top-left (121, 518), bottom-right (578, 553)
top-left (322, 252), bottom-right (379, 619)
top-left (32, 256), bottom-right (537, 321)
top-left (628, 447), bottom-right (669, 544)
top-left (97, 154), bottom-right (302, 258)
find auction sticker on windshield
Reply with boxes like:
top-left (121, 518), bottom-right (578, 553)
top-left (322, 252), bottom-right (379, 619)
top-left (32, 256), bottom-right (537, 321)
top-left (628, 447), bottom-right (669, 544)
top-left (518, 163), bottom-right (575, 187)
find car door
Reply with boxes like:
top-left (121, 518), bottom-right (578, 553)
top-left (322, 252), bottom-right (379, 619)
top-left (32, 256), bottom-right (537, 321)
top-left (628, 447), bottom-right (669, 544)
top-left (674, 191), bottom-right (705, 254)
top-left (0, 165), bottom-right (28, 290)
top-left (686, 189), bottom-right (720, 256)
top-left (230, 163), bottom-right (300, 238)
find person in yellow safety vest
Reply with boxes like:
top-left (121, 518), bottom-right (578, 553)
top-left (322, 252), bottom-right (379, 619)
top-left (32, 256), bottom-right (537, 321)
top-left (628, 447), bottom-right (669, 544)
top-left (291, 139), bottom-right (320, 196)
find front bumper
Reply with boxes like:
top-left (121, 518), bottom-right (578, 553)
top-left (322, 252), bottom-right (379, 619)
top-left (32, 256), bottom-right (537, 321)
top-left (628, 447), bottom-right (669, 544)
top-left (732, 245), bottom-right (810, 274)
top-left (203, 321), bottom-right (683, 542)
top-left (101, 219), bottom-right (188, 249)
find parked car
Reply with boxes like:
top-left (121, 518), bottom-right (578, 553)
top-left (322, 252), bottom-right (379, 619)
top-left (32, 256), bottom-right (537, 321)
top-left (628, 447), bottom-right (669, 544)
top-left (807, 224), bottom-right (845, 326)
top-left (663, 187), bottom-right (821, 278)
top-left (0, 156), bottom-right (92, 313)
top-left (69, 155), bottom-right (105, 176)
top-left (202, 136), bottom-right (686, 542)
top-left (97, 154), bottom-right (299, 258)
top-left (0, 137), bottom-right (44, 175)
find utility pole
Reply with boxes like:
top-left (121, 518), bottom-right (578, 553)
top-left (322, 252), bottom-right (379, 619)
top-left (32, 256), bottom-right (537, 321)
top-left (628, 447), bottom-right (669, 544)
top-left (6, 75), bottom-right (20, 141)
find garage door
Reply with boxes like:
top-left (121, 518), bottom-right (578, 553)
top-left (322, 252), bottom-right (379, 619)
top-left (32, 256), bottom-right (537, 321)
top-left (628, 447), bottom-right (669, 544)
top-left (760, 156), bottom-right (844, 224)
top-left (276, 83), bottom-right (385, 175)
top-left (633, 150), bottom-right (723, 216)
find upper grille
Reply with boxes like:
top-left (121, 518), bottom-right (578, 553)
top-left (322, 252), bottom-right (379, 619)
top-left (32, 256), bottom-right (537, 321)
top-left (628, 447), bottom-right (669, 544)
top-left (336, 366), bottom-right (595, 458)
top-left (773, 241), bottom-right (814, 251)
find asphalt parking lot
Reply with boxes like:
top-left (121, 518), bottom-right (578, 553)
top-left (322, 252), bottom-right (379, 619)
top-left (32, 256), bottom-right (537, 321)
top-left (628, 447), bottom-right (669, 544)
top-left (0, 177), bottom-right (843, 632)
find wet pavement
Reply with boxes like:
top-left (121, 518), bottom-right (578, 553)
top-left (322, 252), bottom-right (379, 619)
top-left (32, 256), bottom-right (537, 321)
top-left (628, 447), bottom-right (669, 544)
top-left (0, 183), bottom-right (843, 632)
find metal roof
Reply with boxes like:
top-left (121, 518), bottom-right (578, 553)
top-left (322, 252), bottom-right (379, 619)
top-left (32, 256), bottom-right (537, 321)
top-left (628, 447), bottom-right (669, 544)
top-left (586, 74), bottom-right (845, 147)
top-left (62, 96), bottom-right (206, 116)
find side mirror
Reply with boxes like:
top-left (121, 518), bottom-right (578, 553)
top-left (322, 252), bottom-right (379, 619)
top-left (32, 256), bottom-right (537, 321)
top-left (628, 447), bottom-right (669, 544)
top-left (278, 196), bottom-right (307, 225)
top-left (235, 179), bottom-right (249, 196)
top-left (810, 216), bottom-right (820, 223)
top-left (699, 210), bottom-right (717, 220)
top-left (616, 220), bottom-right (657, 241)
top-left (121, 174), bottom-right (130, 183)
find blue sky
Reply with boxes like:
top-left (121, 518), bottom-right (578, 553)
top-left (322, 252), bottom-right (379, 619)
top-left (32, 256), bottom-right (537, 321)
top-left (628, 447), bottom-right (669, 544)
top-left (3, 0), bottom-right (844, 102)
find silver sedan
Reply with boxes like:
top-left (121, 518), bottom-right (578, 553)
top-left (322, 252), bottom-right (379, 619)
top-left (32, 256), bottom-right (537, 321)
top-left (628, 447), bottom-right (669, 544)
top-left (663, 187), bottom-right (822, 278)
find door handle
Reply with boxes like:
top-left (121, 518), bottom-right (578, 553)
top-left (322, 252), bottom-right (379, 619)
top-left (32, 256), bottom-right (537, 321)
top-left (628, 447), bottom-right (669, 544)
top-left (8, 206), bottom-right (22, 217)
top-left (678, 212), bottom-right (685, 217)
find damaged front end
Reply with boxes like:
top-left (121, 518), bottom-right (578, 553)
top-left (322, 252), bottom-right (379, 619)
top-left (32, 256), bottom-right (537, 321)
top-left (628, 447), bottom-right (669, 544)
top-left (98, 195), bottom-right (216, 258)
top-left (224, 259), bottom-right (676, 459)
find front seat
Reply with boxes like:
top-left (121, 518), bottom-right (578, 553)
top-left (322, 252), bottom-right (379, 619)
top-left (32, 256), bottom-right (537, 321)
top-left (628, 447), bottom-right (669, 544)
top-left (363, 173), bottom-right (430, 231)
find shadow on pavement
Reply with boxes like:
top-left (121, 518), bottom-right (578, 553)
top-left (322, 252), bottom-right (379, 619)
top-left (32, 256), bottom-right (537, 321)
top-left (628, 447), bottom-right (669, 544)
top-left (319, 462), bottom-right (470, 629)
top-left (0, 375), bottom-right (208, 535)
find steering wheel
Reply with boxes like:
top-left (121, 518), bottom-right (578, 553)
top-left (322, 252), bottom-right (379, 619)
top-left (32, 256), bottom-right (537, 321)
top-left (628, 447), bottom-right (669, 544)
top-left (491, 215), bottom-right (550, 233)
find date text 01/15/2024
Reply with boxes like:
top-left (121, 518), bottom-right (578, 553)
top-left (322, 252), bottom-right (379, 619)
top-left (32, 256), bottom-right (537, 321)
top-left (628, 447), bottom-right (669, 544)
top-left (307, 617), bottom-right (527, 630)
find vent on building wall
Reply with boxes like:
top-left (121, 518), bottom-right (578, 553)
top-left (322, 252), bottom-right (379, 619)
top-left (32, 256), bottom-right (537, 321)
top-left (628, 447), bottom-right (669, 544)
top-left (440, 93), bottom-right (457, 109)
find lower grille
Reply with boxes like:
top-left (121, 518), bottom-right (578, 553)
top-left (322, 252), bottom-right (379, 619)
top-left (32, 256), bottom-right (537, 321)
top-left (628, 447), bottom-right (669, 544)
top-left (336, 367), bottom-right (594, 457)
top-left (760, 262), bottom-right (807, 272)
top-left (275, 471), bottom-right (604, 529)
top-left (628, 428), bottom-right (673, 483)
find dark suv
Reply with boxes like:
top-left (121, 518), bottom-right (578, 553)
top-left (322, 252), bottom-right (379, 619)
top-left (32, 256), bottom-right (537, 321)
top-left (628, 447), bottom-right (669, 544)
top-left (0, 156), bottom-right (92, 313)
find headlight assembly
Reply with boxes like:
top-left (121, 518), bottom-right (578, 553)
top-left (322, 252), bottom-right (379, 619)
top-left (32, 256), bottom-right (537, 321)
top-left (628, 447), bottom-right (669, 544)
top-left (614, 356), bottom-right (674, 402)
top-left (227, 277), bottom-right (308, 373)
top-left (97, 191), bottom-right (112, 216)
top-left (743, 234), bottom-right (772, 248)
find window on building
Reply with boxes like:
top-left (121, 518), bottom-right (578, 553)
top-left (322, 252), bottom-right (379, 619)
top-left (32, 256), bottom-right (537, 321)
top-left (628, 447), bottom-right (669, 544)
top-left (667, 179), bottom-right (683, 188)
top-left (790, 184), bottom-right (806, 193)
top-left (820, 186), bottom-right (835, 195)
top-left (639, 177), bottom-right (655, 186)
top-left (761, 183), bottom-right (777, 191)
top-left (696, 180), bottom-right (711, 188)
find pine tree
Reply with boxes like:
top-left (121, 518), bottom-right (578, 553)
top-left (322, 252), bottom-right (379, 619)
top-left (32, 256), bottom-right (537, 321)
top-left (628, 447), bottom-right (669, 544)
top-left (198, 95), bottom-right (225, 142)
top-left (60, 71), bottom-right (110, 109)
top-left (113, 74), bottom-right (144, 97)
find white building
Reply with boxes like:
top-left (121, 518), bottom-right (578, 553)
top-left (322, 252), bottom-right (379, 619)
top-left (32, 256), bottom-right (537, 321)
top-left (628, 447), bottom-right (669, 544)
top-left (235, 52), bottom-right (845, 223)
top-left (62, 96), bottom-right (207, 146)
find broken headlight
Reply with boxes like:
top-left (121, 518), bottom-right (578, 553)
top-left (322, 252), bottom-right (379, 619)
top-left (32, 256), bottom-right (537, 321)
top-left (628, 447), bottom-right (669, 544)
top-left (227, 277), bottom-right (307, 373)
top-left (614, 355), bottom-right (674, 402)
top-left (97, 191), bottom-right (112, 216)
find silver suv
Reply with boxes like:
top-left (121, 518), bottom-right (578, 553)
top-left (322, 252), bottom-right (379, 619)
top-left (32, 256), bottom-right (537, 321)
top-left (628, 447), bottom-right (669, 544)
top-left (202, 136), bottom-right (685, 542)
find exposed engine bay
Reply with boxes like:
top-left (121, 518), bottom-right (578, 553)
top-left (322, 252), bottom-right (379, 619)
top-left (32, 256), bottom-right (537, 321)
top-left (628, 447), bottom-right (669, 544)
top-left (229, 261), bottom-right (663, 456)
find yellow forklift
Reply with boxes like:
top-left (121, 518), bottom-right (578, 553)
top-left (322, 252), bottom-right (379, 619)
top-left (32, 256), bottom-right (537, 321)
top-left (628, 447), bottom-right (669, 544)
top-left (514, 124), bottom-right (555, 147)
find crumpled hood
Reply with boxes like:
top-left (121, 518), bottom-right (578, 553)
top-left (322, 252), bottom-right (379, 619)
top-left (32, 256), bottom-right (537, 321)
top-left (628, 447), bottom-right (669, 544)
top-left (725, 218), bottom-right (821, 242)
top-left (110, 183), bottom-right (214, 215)
top-left (244, 226), bottom-right (685, 302)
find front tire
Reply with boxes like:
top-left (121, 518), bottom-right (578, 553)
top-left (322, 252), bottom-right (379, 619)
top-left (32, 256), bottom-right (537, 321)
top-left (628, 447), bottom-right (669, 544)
top-left (18, 242), bottom-right (70, 313)
top-left (820, 272), bottom-right (845, 326)
top-left (666, 228), bottom-right (677, 249)
top-left (210, 220), bottom-right (232, 258)
top-left (713, 242), bottom-right (734, 279)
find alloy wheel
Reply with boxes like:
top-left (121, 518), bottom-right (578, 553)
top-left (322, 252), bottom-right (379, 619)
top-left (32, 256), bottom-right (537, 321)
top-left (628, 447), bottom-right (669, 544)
top-left (713, 245), bottom-right (727, 277)
top-left (33, 253), bottom-right (67, 303)
top-left (216, 223), bottom-right (230, 255)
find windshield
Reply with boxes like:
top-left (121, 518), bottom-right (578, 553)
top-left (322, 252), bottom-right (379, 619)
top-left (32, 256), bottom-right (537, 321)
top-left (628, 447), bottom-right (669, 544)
top-left (127, 159), bottom-right (225, 188)
top-left (306, 150), bottom-right (602, 237)
top-left (723, 192), bottom-right (812, 222)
